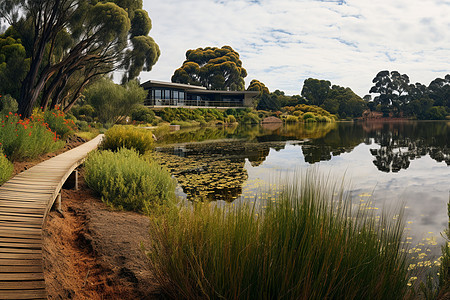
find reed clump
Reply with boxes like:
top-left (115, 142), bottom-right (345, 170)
top-left (149, 172), bottom-right (409, 299)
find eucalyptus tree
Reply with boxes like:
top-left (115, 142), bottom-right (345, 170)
top-left (0, 0), bottom-right (160, 117)
top-left (172, 46), bottom-right (247, 91)
top-left (369, 70), bottom-right (410, 116)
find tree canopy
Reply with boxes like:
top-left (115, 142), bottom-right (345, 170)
top-left (301, 78), bottom-right (331, 106)
top-left (171, 46), bottom-right (247, 91)
top-left (367, 70), bottom-right (450, 119)
top-left (369, 70), bottom-right (410, 116)
top-left (0, 0), bottom-right (160, 117)
top-left (247, 79), bottom-right (269, 108)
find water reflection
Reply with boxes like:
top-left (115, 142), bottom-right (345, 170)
top-left (156, 121), bottom-right (449, 202)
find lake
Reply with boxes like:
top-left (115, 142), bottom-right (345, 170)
top-left (155, 121), bottom-right (450, 257)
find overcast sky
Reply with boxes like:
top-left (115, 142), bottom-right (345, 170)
top-left (139, 0), bottom-right (450, 97)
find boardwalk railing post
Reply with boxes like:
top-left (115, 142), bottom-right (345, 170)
top-left (56, 192), bottom-right (62, 214)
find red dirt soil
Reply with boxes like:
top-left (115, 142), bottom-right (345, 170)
top-left (42, 172), bottom-right (161, 299)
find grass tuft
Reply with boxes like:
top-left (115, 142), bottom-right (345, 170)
top-left (148, 171), bottom-right (409, 299)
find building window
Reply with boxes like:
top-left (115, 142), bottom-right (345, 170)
top-left (154, 89), bottom-right (162, 99)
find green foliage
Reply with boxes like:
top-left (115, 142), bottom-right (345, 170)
top-left (0, 94), bottom-right (18, 115)
top-left (84, 148), bottom-right (175, 213)
top-left (325, 85), bottom-right (367, 118)
top-left (0, 112), bottom-right (65, 161)
top-left (172, 46), bottom-right (247, 91)
top-left (426, 106), bottom-right (448, 120)
top-left (240, 112), bottom-right (260, 124)
top-left (0, 150), bottom-right (13, 185)
top-left (43, 108), bottom-right (76, 140)
top-left (369, 70), bottom-right (410, 117)
top-left (1, 0), bottom-right (159, 117)
top-left (158, 107), bottom-right (226, 124)
top-left (131, 105), bottom-right (156, 123)
top-left (85, 78), bottom-right (146, 124)
top-left (100, 125), bottom-right (154, 154)
top-left (284, 104), bottom-right (336, 123)
top-left (247, 79), bottom-right (270, 108)
top-left (285, 115), bottom-right (298, 123)
top-left (149, 172), bottom-right (409, 299)
top-left (301, 78), bottom-right (331, 106)
top-left (0, 35), bottom-right (30, 99)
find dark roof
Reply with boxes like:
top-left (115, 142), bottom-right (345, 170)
top-left (186, 89), bottom-right (259, 96)
top-left (141, 80), bottom-right (206, 90)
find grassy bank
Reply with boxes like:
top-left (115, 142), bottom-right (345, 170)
top-left (148, 172), bottom-right (410, 299)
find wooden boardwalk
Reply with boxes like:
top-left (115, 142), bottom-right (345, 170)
top-left (0, 135), bottom-right (103, 300)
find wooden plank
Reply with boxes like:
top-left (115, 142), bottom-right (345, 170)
top-left (0, 265), bottom-right (43, 273)
top-left (0, 237), bottom-right (41, 244)
top-left (0, 248), bottom-right (41, 254)
top-left (0, 242), bottom-right (41, 250)
top-left (0, 210), bottom-right (44, 218)
top-left (0, 222), bottom-right (42, 230)
top-left (0, 272), bottom-right (44, 280)
top-left (0, 280), bottom-right (45, 290)
top-left (0, 259), bottom-right (42, 266)
top-left (0, 253), bottom-right (42, 260)
top-left (0, 230), bottom-right (41, 240)
top-left (0, 289), bottom-right (47, 299)
top-left (0, 226), bottom-right (41, 233)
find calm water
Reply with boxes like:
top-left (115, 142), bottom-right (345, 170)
top-left (156, 121), bottom-right (450, 255)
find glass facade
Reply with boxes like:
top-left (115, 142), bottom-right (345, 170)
top-left (144, 86), bottom-right (247, 108)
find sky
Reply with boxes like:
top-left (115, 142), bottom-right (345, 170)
top-left (139, 0), bottom-right (450, 97)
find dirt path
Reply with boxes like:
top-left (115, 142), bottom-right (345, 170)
top-left (42, 171), bottom-right (162, 299)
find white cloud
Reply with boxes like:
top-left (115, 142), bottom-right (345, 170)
top-left (140, 0), bottom-right (450, 96)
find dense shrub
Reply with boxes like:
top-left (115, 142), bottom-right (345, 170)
top-left (43, 108), bottom-right (76, 139)
top-left (100, 125), bottom-right (154, 154)
top-left (0, 112), bottom-right (65, 161)
top-left (240, 112), bottom-right (260, 124)
top-left (159, 107), bottom-right (226, 123)
top-left (0, 150), bottom-right (13, 184)
top-left (149, 172), bottom-right (409, 299)
top-left (0, 94), bottom-right (18, 115)
top-left (131, 105), bottom-right (156, 123)
top-left (285, 115), bottom-right (298, 123)
top-left (84, 148), bottom-right (176, 213)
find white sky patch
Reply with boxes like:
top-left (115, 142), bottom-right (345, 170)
top-left (139, 0), bottom-right (450, 96)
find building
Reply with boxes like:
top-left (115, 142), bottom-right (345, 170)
top-left (141, 80), bottom-right (258, 108)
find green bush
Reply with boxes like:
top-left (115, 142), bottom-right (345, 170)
top-left (0, 150), bottom-right (13, 184)
top-left (149, 172), bottom-right (409, 299)
top-left (285, 115), bottom-right (298, 123)
top-left (0, 94), bottom-right (18, 115)
top-left (302, 112), bottom-right (316, 120)
top-left (100, 125), bottom-right (154, 154)
top-left (131, 105), bottom-right (156, 123)
top-left (84, 148), bottom-right (176, 213)
top-left (240, 112), bottom-right (260, 124)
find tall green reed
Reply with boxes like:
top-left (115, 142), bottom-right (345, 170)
top-left (148, 171), bottom-right (410, 299)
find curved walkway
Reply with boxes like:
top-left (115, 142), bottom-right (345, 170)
top-left (0, 135), bottom-right (103, 300)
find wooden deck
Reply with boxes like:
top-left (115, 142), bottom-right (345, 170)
top-left (0, 135), bottom-right (103, 300)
